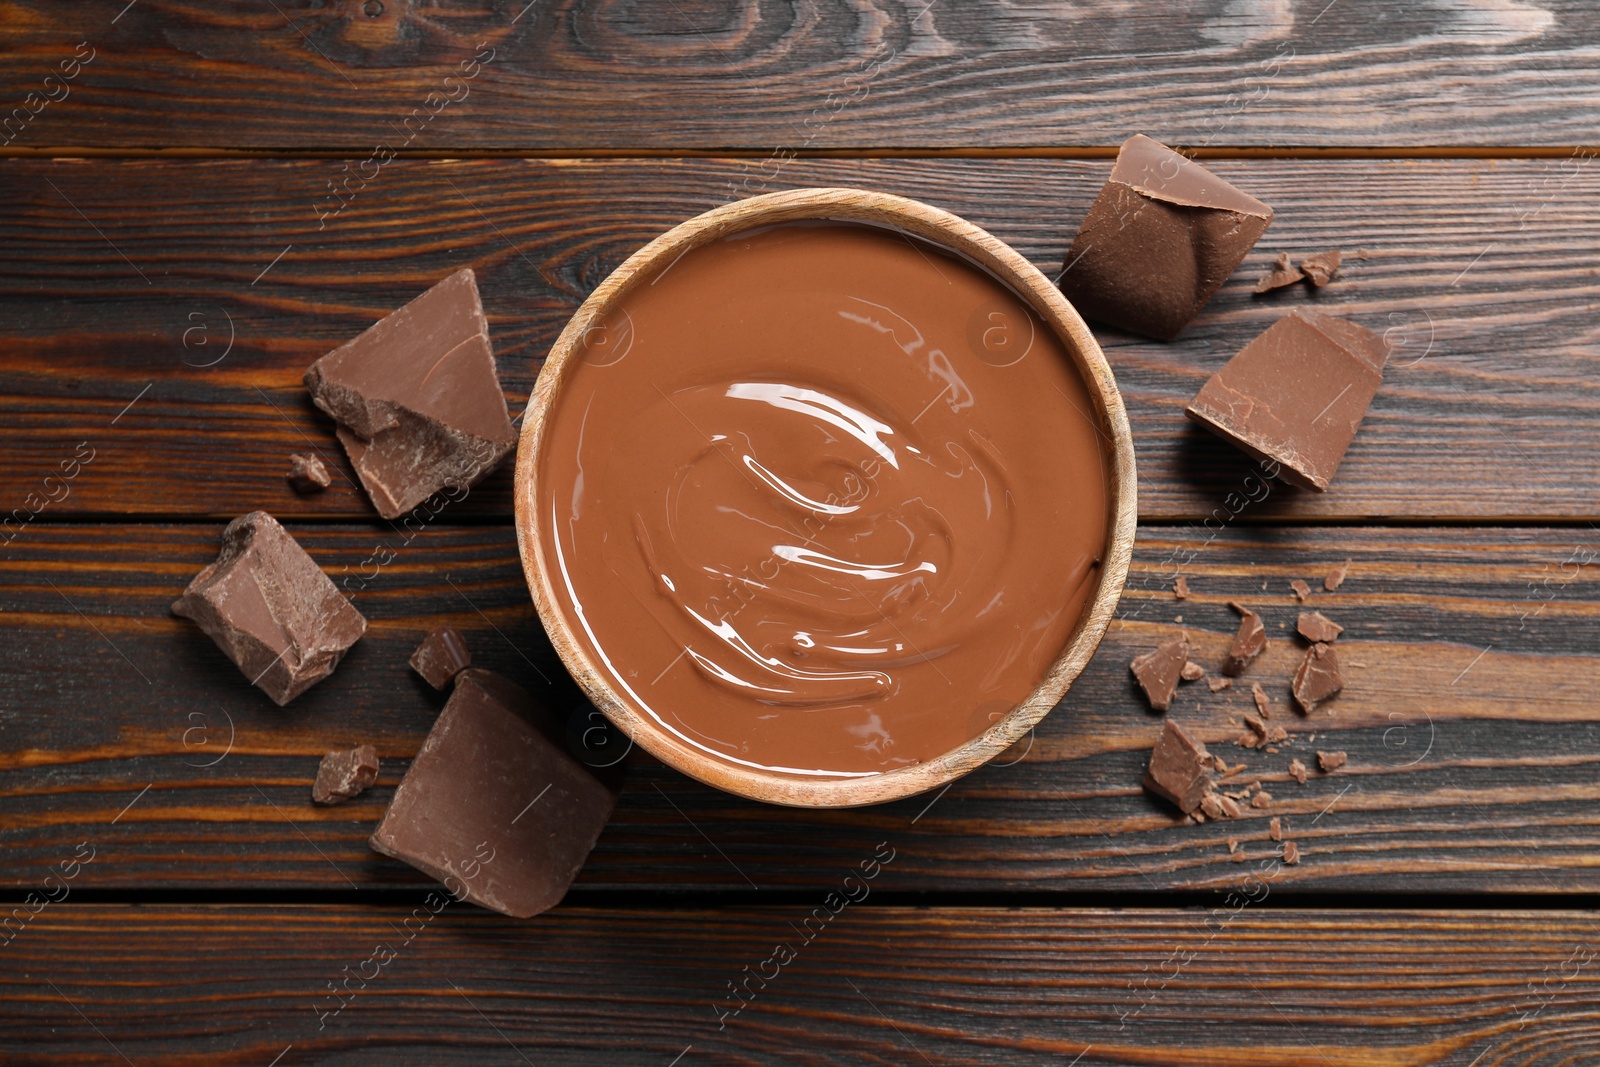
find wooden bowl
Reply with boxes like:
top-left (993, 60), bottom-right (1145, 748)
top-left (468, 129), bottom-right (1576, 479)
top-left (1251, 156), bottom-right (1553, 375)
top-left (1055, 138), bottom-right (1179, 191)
top-left (514, 187), bottom-right (1136, 808)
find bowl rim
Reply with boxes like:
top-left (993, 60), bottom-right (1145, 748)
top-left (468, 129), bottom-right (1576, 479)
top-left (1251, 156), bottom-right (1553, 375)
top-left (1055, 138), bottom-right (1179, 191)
top-left (513, 186), bottom-right (1137, 808)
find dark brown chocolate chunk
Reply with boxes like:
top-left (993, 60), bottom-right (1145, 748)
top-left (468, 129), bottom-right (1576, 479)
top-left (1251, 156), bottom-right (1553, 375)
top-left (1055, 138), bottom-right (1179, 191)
top-left (1288, 758), bottom-right (1309, 785)
top-left (1317, 749), bottom-right (1348, 772)
top-left (1290, 579), bottom-right (1312, 602)
top-left (304, 268), bottom-right (515, 520)
top-left (172, 511), bottom-right (367, 706)
top-left (1254, 251), bottom-right (1305, 293)
top-left (1186, 308), bottom-right (1388, 491)
top-left (1324, 560), bottom-right (1350, 591)
top-left (1173, 576), bottom-right (1190, 599)
top-left (312, 744), bottom-right (380, 805)
top-left (1297, 611), bottom-right (1344, 644)
top-left (1222, 602), bottom-right (1266, 676)
top-left (1131, 632), bottom-right (1190, 711)
top-left (1059, 134), bottom-right (1273, 340)
top-left (1180, 660), bottom-right (1205, 682)
top-left (1144, 719), bottom-right (1213, 814)
top-left (370, 669), bottom-right (621, 918)
top-left (409, 625), bottom-right (472, 690)
top-left (1292, 642), bottom-right (1344, 713)
top-left (1282, 840), bottom-right (1300, 865)
top-left (1299, 250), bottom-right (1342, 287)
top-left (287, 452), bottom-right (332, 493)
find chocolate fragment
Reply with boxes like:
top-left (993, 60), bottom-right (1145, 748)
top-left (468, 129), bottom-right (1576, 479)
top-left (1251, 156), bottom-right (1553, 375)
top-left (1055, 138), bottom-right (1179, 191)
top-left (1180, 660), bottom-right (1206, 682)
top-left (1250, 790), bottom-right (1273, 809)
top-left (1290, 579), bottom-right (1312, 602)
top-left (370, 669), bottom-right (622, 918)
top-left (1268, 816), bottom-right (1283, 841)
top-left (1254, 251), bottom-right (1305, 294)
top-left (1207, 676), bottom-right (1233, 692)
top-left (1292, 642), bottom-right (1344, 713)
top-left (409, 625), bottom-right (472, 691)
top-left (304, 268), bottom-right (515, 520)
top-left (1288, 758), bottom-right (1309, 785)
top-left (1174, 576), bottom-right (1190, 599)
top-left (172, 511), bottom-right (367, 706)
top-left (1201, 792), bottom-right (1242, 820)
top-left (1282, 840), bottom-right (1300, 865)
top-left (1131, 633), bottom-right (1190, 712)
top-left (287, 452), bottom-right (332, 493)
top-left (1317, 749), bottom-right (1348, 772)
top-left (1243, 714), bottom-right (1269, 741)
top-left (1251, 682), bottom-right (1271, 718)
top-left (1185, 308), bottom-right (1388, 492)
top-left (312, 744), bottom-right (380, 805)
top-left (1299, 250), bottom-right (1342, 287)
top-left (1297, 611), bottom-right (1343, 644)
top-left (1059, 134), bottom-right (1273, 340)
top-left (1324, 561), bottom-right (1350, 591)
top-left (1227, 837), bottom-right (1239, 853)
top-left (1222, 602), bottom-right (1267, 677)
top-left (1143, 720), bottom-right (1213, 814)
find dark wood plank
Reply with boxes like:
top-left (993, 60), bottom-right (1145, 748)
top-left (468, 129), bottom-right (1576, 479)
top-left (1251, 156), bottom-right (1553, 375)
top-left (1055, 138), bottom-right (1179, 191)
top-left (4, 157), bottom-right (1599, 522)
top-left (4, 1), bottom-right (1600, 150)
top-left (3, 905), bottom-right (1596, 1065)
top-left (4, 521), bottom-right (1597, 894)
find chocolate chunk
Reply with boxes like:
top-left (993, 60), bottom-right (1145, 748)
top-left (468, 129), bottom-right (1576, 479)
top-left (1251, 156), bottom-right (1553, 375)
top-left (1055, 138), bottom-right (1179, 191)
top-left (1299, 250), bottom-right (1342, 287)
top-left (1282, 840), bottom-right (1300, 865)
top-left (1292, 642), bottom-right (1344, 713)
top-left (1226, 837), bottom-right (1239, 853)
top-left (304, 268), bottom-right (515, 520)
top-left (1290, 579), bottom-right (1312, 602)
top-left (1250, 790), bottom-right (1272, 809)
top-left (1201, 792), bottom-right (1242, 820)
top-left (312, 744), bottom-right (380, 805)
top-left (1144, 719), bottom-right (1213, 813)
top-left (1173, 576), bottom-right (1190, 599)
top-left (1186, 308), bottom-right (1388, 491)
top-left (370, 669), bottom-right (621, 918)
top-left (409, 625), bottom-right (472, 691)
top-left (287, 452), bottom-right (332, 493)
top-left (172, 511), bottom-right (367, 706)
top-left (1207, 676), bottom-right (1233, 692)
top-left (1297, 611), bottom-right (1343, 643)
top-left (1324, 561), bottom-right (1350, 591)
top-left (1317, 749), bottom-right (1348, 772)
top-left (1243, 713), bottom-right (1269, 741)
top-left (1180, 660), bottom-right (1205, 682)
top-left (1269, 816), bottom-right (1283, 841)
top-left (1059, 134), bottom-right (1272, 340)
top-left (1267, 724), bottom-right (1288, 744)
top-left (1288, 758), bottom-right (1309, 785)
top-left (1222, 602), bottom-right (1266, 676)
top-left (1251, 682), bottom-right (1271, 717)
top-left (1131, 632), bottom-right (1190, 711)
top-left (1254, 251), bottom-right (1305, 294)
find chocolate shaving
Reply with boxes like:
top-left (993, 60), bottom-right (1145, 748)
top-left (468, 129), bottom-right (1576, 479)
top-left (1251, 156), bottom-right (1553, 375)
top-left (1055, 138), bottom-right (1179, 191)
top-left (1200, 792), bottom-right (1243, 820)
top-left (1131, 633), bottom-right (1190, 712)
top-left (1174, 576), bottom-right (1190, 599)
top-left (287, 452), bottom-right (332, 493)
top-left (1253, 251), bottom-right (1305, 294)
top-left (1281, 840), bottom-right (1300, 865)
top-left (1251, 683), bottom-right (1271, 718)
top-left (1144, 719), bottom-right (1214, 814)
top-left (1292, 642), bottom-right (1344, 713)
top-left (1298, 250), bottom-right (1342, 287)
top-left (1222, 602), bottom-right (1267, 677)
top-left (1268, 816), bottom-right (1283, 841)
top-left (1317, 749), bottom-right (1348, 772)
top-left (1288, 758), bottom-right (1309, 785)
top-left (1296, 611), bottom-right (1344, 644)
top-left (312, 744), bottom-right (380, 805)
top-left (1250, 791), bottom-right (1273, 809)
top-left (1324, 560), bottom-right (1350, 591)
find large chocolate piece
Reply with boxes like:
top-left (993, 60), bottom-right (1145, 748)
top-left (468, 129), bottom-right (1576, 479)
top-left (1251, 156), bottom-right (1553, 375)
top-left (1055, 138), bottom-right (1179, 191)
top-left (1059, 134), bottom-right (1273, 340)
top-left (1144, 719), bottom-right (1213, 814)
top-left (1292, 642), bottom-right (1344, 713)
top-left (409, 625), bottom-right (473, 690)
top-left (1186, 308), bottom-right (1388, 491)
top-left (1221, 601), bottom-right (1266, 677)
top-left (312, 744), bottom-right (380, 805)
top-left (304, 268), bottom-right (515, 519)
top-left (370, 669), bottom-right (621, 918)
top-left (172, 511), bottom-right (367, 705)
top-left (1130, 632), bottom-right (1189, 712)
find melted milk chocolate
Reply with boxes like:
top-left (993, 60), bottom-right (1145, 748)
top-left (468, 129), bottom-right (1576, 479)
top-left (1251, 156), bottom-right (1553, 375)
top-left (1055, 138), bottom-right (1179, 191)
top-left (539, 222), bottom-right (1109, 779)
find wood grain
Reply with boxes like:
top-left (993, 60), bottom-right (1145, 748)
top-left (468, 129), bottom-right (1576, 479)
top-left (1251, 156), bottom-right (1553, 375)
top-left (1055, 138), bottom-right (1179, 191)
top-left (3, 1), bottom-right (1599, 151)
top-left (3, 157), bottom-right (1599, 522)
top-left (3, 905), bottom-right (1598, 1066)
top-left (3, 521), bottom-right (1596, 894)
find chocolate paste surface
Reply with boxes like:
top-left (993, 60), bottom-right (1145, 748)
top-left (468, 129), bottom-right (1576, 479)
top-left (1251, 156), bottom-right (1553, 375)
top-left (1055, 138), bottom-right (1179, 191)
top-left (538, 222), bottom-right (1109, 778)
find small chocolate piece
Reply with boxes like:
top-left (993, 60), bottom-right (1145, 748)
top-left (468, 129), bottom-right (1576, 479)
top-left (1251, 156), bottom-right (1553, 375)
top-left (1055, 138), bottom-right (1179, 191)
top-left (409, 625), bottom-right (472, 690)
top-left (1290, 579), bottom-right (1312, 602)
top-left (1174, 576), bottom-right (1190, 599)
top-left (287, 452), bottom-right (332, 493)
top-left (1131, 633), bottom-right (1190, 712)
top-left (1299, 250), bottom-right (1342, 287)
top-left (1317, 749), bottom-right (1348, 772)
top-left (1243, 713), bottom-right (1270, 741)
top-left (1059, 134), bottom-right (1273, 340)
top-left (1222, 602), bottom-right (1267, 677)
top-left (312, 744), bottom-right (380, 805)
top-left (1201, 792), bottom-right (1242, 820)
top-left (1226, 837), bottom-right (1239, 853)
top-left (1251, 683), bottom-right (1271, 719)
top-left (1324, 561), bottom-right (1350, 591)
top-left (172, 511), bottom-right (367, 706)
top-left (1250, 790), bottom-right (1273, 809)
top-left (304, 268), bottom-right (516, 520)
top-left (1231, 849), bottom-right (1249, 862)
top-left (1297, 611), bottom-right (1343, 644)
top-left (1254, 251), bottom-right (1305, 294)
top-left (1186, 308), bottom-right (1388, 492)
top-left (1292, 642), bottom-right (1344, 713)
top-left (1288, 758), bottom-right (1309, 785)
top-left (1268, 816), bottom-right (1283, 841)
top-left (370, 669), bottom-right (622, 918)
top-left (1207, 676), bottom-right (1233, 692)
top-left (1180, 660), bottom-right (1206, 682)
top-left (1282, 840), bottom-right (1300, 865)
top-left (1266, 724), bottom-right (1288, 744)
top-left (1144, 720), bottom-right (1213, 814)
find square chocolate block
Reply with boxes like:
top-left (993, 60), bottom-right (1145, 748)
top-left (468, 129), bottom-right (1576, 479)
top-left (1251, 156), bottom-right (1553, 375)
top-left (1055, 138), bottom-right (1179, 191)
top-left (370, 669), bottom-right (622, 918)
top-left (1060, 134), bottom-right (1273, 340)
top-left (303, 268), bottom-right (516, 519)
top-left (1186, 308), bottom-right (1388, 491)
top-left (409, 625), bottom-right (472, 690)
top-left (172, 511), bottom-right (366, 706)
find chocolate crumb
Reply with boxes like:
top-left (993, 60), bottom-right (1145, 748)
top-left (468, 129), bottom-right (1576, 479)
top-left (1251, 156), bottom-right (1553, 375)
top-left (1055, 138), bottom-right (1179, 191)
top-left (1298, 250), bottom-right (1342, 287)
top-left (1317, 749), bottom-right (1348, 772)
top-left (1324, 560), bottom-right (1350, 591)
top-left (1296, 611), bottom-right (1344, 644)
top-left (1181, 660), bottom-right (1206, 682)
top-left (1282, 840), bottom-right (1301, 865)
top-left (1290, 579), bottom-right (1312, 602)
top-left (1254, 251), bottom-right (1306, 294)
top-left (1219, 761), bottom-right (1249, 781)
top-left (1267, 725), bottom-right (1289, 745)
top-left (1131, 633), bottom-right (1190, 712)
top-left (1232, 849), bottom-right (1249, 862)
top-left (1207, 676), bottom-right (1233, 692)
top-left (1174, 576), bottom-right (1190, 599)
top-left (1238, 733), bottom-right (1259, 749)
top-left (287, 452), bottom-right (332, 493)
top-left (1288, 758), bottom-right (1309, 785)
top-left (1243, 713), bottom-right (1269, 740)
top-left (1227, 837), bottom-right (1239, 853)
top-left (1222, 602), bottom-right (1267, 677)
top-left (1269, 816), bottom-right (1283, 841)
top-left (312, 744), bottom-right (379, 805)
top-left (1292, 642), bottom-right (1344, 714)
top-left (1201, 792), bottom-right (1243, 820)
top-left (1251, 683), bottom-right (1271, 718)
top-left (1144, 720), bottom-right (1214, 813)
top-left (1250, 791), bottom-right (1273, 809)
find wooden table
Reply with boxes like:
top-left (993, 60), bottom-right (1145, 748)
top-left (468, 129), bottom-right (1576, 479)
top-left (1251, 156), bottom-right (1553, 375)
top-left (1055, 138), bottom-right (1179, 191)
top-left (4, 2), bottom-right (1599, 1063)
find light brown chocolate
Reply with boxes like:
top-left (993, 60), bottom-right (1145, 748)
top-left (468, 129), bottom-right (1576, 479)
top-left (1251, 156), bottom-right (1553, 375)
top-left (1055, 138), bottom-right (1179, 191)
top-left (1131, 633), bottom-right (1190, 712)
top-left (1292, 642), bottom-right (1344, 713)
top-left (1222, 602), bottom-right (1266, 676)
top-left (1144, 720), bottom-right (1213, 814)
top-left (1297, 611), bottom-right (1343, 644)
